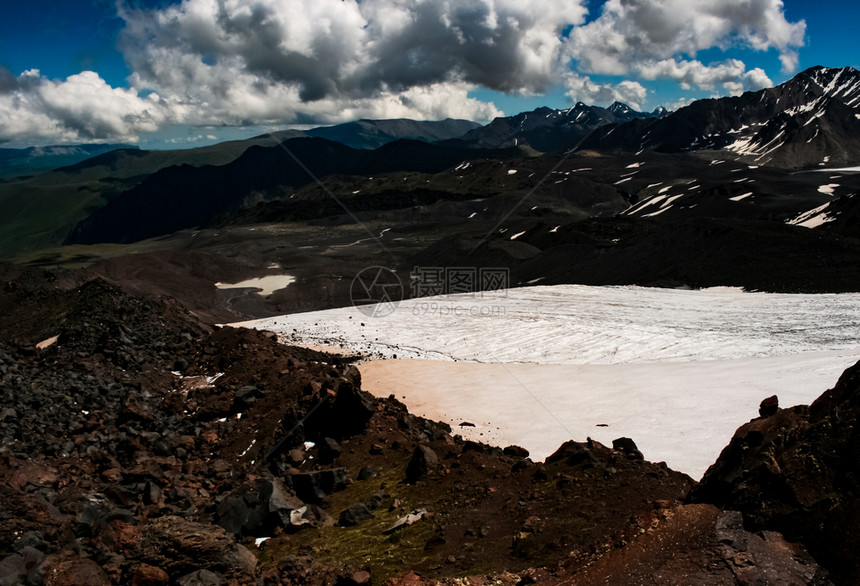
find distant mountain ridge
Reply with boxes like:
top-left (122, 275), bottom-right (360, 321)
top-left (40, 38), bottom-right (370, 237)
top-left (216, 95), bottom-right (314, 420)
top-left (445, 101), bottom-right (667, 152)
top-left (581, 66), bottom-right (860, 169)
top-left (0, 143), bottom-right (138, 179)
top-left (304, 118), bottom-right (480, 149)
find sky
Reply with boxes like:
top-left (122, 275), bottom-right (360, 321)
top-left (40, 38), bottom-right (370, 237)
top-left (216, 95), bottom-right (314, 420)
top-left (0, 0), bottom-right (857, 149)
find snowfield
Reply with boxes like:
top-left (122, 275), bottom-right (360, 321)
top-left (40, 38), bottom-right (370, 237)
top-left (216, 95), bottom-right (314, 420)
top-left (232, 285), bottom-right (860, 479)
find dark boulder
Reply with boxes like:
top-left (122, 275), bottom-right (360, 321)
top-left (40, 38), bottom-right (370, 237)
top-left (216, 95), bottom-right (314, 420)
top-left (546, 440), bottom-right (603, 468)
top-left (503, 445), bottom-right (530, 458)
top-left (318, 437), bottom-right (342, 464)
top-left (290, 468), bottom-right (349, 504)
top-left (338, 504), bottom-right (374, 527)
top-left (216, 478), bottom-right (305, 536)
top-left (303, 380), bottom-right (375, 440)
top-left (612, 437), bottom-right (644, 459)
top-left (759, 394), bottom-right (779, 417)
top-left (405, 445), bottom-right (438, 483)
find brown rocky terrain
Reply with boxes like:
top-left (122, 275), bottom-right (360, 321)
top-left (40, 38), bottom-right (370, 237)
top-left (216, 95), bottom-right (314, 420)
top-left (0, 268), bottom-right (855, 584)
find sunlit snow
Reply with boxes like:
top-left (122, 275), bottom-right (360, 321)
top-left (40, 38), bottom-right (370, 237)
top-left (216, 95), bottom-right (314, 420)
top-left (232, 285), bottom-right (860, 479)
top-left (215, 275), bottom-right (296, 296)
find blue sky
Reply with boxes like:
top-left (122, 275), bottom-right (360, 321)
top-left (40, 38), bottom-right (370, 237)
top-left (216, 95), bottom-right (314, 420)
top-left (0, 0), bottom-right (857, 148)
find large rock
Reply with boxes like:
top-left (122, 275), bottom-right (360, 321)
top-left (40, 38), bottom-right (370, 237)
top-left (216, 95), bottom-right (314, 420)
top-left (338, 504), bottom-right (374, 527)
top-left (289, 468), bottom-right (349, 504)
top-left (691, 360), bottom-right (860, 584)
top-left (0, 547), bottom-right (44, 586)
top-left (216, 478), bottom-right (305, 536)
top-left (405, 445), bottom-right (438, 483)
top-left (302, 380), bottom-right (375, 440)
top-left (611, 437), bottom-right (643, 460)
top-left (135, 516), bottom-right (256, 577)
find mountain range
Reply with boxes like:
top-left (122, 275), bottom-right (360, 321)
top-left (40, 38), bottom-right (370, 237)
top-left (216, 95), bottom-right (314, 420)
top-left (0, 143), bottom-right (138, 179)
top-left (441, 101), bottom-right (667, 152)
top-left (0, 66), bottom-right (859, 309)
top-left (582, 66), bottom-right (860, 169)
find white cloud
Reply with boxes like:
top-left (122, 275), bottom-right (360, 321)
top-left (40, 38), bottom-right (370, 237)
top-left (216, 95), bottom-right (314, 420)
top-left (564, 73), bottom-right (647, 110)
top-left (117, 0), bottom-right (586, 126)
top-left (0, 69), bottom-right (172, 144)
top-left (637, 59), bottom-right (772, 93)
top-left (567, 0), bottom-right (805, 75)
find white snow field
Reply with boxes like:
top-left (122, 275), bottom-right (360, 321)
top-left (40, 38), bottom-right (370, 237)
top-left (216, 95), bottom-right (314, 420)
top-left (215, 275), bottom-right (296, 296)
top-left (231, 285), bottom-right (860, 479)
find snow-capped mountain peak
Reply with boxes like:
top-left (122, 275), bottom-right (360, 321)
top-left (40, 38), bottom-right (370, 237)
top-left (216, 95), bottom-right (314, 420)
top-left (789, 66), bottom-right (860, 110)
top-left (607, 101), bottom-right (633, 115)
top-left (581, 66), bottom-right (860, 169)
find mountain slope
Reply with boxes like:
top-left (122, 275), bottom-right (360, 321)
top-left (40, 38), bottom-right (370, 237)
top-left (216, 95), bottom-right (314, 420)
top-left (582, 66), bottom-right (860, 169)
top-left (66, 138), bottom-right (522, 244)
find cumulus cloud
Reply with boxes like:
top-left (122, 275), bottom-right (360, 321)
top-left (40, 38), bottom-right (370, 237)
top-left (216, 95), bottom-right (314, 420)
top-left (566, 0), bottom-right (805, 79)
top-left (564, 73), bottom-right (647, 110)
top-left (119, 0), bottom-right (587, 99)
top-left (0, 69), bottom-right (171, 144)
top-left (637, 59), bottom-right (772, 94)
top-left (115, 0), bottom-right (584, 127)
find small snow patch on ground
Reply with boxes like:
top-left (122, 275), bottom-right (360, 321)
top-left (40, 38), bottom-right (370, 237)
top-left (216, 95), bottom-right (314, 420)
top-left (510, 230), bottom-right (527, 240)
top-left (788, 203), bottom-right (836, 228)
top-left (626, 162), bottom-right (643, 168)
top-left (36, 336), bottom-right (58, 350)
top-left (730, 192), bottom-right (753, 202)
top-left (467, 212), bottom-right (478, 219)
top-left (215, 275), bottom-right (296, 296)
top-left (507, 169), bottom-right (518, 175)
top-left (550, 225), bottom-right (561, 233)
top-left (615, 177), bottom-right (633, 185)
top-left (818, 184), bottom-right (839, 195)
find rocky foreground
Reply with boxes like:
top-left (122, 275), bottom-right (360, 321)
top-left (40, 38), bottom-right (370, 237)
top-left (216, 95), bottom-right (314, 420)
top-left (0, 269), bottom-right (857, 584)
